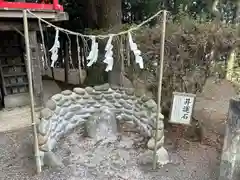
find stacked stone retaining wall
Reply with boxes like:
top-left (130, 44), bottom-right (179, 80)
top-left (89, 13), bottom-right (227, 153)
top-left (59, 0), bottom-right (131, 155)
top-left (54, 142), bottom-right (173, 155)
top-left (37, 83), bottom-right (166, 167)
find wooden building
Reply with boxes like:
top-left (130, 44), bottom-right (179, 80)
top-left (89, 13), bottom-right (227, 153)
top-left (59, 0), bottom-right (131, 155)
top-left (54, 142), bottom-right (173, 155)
top-left (0, 0), bottom-right (68, 109)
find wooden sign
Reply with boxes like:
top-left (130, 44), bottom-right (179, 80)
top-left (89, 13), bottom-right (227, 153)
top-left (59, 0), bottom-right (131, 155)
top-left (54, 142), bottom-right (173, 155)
top-left (169, 92), bottom-right (196, 125)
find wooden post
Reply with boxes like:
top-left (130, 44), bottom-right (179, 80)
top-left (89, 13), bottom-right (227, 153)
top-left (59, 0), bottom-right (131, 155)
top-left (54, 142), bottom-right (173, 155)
top-left (29, 30), bottom-right (44, 107)
top-left (219, 98), bottom-right (240, 180)
top-left (23, 10), bottom-right (41, 174)
top-left (64, 38), bottom-right (69, 84)
top-left (152, 10), bottom-right (167, 170)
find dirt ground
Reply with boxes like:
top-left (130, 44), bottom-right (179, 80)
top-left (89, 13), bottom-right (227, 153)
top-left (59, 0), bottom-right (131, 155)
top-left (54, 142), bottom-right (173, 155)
top-left (0, 77), bottom-right (237, 180)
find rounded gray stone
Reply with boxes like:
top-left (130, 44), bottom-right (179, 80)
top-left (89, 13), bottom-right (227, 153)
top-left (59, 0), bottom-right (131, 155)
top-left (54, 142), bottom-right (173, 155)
top-left (93, 95), bottom-right (103, 100)
top-left (85, 87), bottom-right (94, 94)
top-left (147, 137), bottom-right (164, 150)
top-left (125, 88), bottom-right (134, 95)
top-left (114, 103), bottom-right (122, 108)
top-left (56, 98), bottom-right (68, 106)
top-left (110, 85), bottom-right (118, 90)
top-left (38, 134), bottom-right (49, 145)
top-left (145, 99), bottom-right (157, 109)
top-left (52, 94), bottom-right (62, 101)
top-left (114, 93), bottom-right (122, 99)
top-left (70, 105), bottom-right (82, 112)
top-left (94, 83), bottom-right (110, 91)
top-left (64, 112), bottom-right (75, 120)
top-left (45, 99), bottom-right (57, 111)
top-left (141, 95), bottom-right (152, 102)
top-left (62, 100), bottom-right (72, 107)
top-left (38, 120), bottom-right (51, 136)
top-left (135, 90), bottom-right (144, 97)
top-left (134, 111), bottom-right (148, 118)
top-left (83, 94), bottom-right (91, 99)
top-left (61, 90), bottom-right (72, 96)
top-left (104, 94), bottom-right (114, 100)
top-left (122, 94), bottom-right (129, 100)
top-left (73, 87), bottom-right (85, 95)
top-left (40, 108), bottom-right (53, 120)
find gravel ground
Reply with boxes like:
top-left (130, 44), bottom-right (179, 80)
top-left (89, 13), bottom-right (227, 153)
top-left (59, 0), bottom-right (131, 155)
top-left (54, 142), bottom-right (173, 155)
top-left (0, 127), bottom-right (221, 180)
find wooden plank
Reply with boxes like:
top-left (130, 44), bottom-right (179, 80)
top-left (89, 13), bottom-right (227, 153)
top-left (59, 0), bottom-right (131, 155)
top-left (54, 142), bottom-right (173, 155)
top-left (28, 30), bottom-right (43, 107)
top-left (0, 9), bottom-right (68, 21)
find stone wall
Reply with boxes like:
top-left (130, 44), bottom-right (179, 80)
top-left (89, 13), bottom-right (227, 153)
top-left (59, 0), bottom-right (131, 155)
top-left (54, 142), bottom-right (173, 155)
top-left (37, 83), bottom-right (166, 167)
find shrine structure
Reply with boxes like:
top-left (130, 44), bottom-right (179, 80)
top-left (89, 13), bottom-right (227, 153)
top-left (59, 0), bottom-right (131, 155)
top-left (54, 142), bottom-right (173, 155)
top-left (0, 0), bottom-right (68, 109)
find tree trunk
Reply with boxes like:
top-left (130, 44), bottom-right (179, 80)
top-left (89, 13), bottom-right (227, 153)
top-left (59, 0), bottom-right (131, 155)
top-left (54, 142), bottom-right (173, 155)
top-left (86, 0), bottom-right (98, 28)
top-left (96, 0), bottom-right (122, 86)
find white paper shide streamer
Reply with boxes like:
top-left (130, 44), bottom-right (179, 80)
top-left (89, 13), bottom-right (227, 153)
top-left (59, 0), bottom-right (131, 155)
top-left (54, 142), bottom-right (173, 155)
top-left (128, 32), bottom-right (144, 69)
top-left (103, 35), bottom-right (114, 71)
top-left (87, 36), bottom-right (99, 67)
top-left (49, 28), bottom-right (60, 67)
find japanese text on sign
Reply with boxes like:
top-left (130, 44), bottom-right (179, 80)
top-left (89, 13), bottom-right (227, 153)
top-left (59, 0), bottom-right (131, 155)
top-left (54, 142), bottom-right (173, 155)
top-left (169, 92), bottom-right (196, 125)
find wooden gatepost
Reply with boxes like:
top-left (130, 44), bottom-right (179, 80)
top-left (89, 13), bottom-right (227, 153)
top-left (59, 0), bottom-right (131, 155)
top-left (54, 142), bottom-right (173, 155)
top-left (219, 97), bottom-right (240, 180)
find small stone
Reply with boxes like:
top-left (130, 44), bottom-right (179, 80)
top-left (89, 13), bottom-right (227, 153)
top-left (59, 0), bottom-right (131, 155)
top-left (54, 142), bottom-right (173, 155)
top-left (64, 112), bottom-right (74, 120)
top-left (70, 105), bottom-right (82, 112)
top-left (110, 85), bottom-right (118, 90)
top-left (151, 129), bottom-right (164, 141)
top-left (114, 93), bottom-right (122, 99)
top-left (43, 151), bottom-right (64, 168)
top-left (56, 98), bottom-right (68, 106)
top-left (94, 83), bottom-right (110, 91)
top-left (38, 134), bottom-right (48, 145)
top-left (85, 87), bottom-right (94, 94)
top-left (94, 104), bottom-right (101, 108)
top-left (45, 99), bottom-right (56, 111)
top-left (122, 94), bottom-right (129, 100)
top-left (147, 137), bottom-right (164, 150)
top-left (62, 100), bottom-right (72, 107)
top-left (38, 120), bottom-right (51, 136)
top-left (141, 95), bottom-right (152, 102)
top-left (83, 94), bottom-right (91, 99)
top-left (135, 111), bottom-right (147, 118)
top-left (104, 94), bottom-right (114, 100)
top-left (135, 90), bottom-right (144, 97)
top-left (87, 99), bottom-right (97, 105)
top-left (40, 108), bottom-right (53, 120)
top-left (40, 143), bottom-right (50, 152)
top-left (156, 147), bottom-right (169, 165)
top-left (61, 90), bottom-right (72, 96)
top-left (73, 88), bottom-right (85, 95)
top-left (145, 99), bottom-right (157, 109)
top-left (93, 95), bottom-right (103, 100)
top-left (114, 103), bottom-right (122, 108)
top-left (51, 94), bottom-right (62, 101)
top-left (125, 88), bottom-right (134, 95)
top-left (122, 102), bottom-right (132, 110)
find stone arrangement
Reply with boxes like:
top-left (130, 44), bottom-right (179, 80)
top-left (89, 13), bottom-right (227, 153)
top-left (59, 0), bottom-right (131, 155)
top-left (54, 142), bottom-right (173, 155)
top-left (37, 83), bottom-right (168, 168)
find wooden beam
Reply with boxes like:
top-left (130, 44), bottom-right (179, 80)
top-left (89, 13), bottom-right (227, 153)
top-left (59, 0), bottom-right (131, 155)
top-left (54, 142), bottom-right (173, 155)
top-left (0, 21), bottom-right (40, 31)
top-left (28, 30), bottom-right (44, 107)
